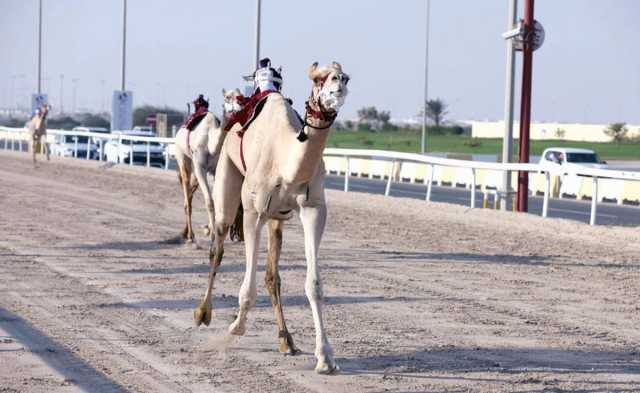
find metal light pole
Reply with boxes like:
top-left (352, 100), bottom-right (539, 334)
top-left (72, 78), bottom-right (79, 113)
top-left (421, 0), bottom-right (431, 154)
top-left (37, 0), bottom-right (43, 94)
top-left (516, 0), bottom-right (535, 212)
top-left (254, 0), bottom-right (262, 70)
top-left (59, 73), bottom-right (64, 113)
top-left (100, 79), bottom-right (106, 112)
top-left (121, 0), bottom-right (127, 91)
top-left (500, 0), bottom-right (518, 210)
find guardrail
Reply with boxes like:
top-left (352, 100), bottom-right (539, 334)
top-left (2, 126), bottom-right (639, 226)
top-left (1, 126), bottom-right (174, 170)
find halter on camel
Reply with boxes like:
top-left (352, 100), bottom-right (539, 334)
top-left (223, 58), bottom-right (350, 171)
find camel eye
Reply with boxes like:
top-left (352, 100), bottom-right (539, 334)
top-left (332, 75), bottom-right (339, 82)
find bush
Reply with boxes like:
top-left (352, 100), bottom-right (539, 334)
top-left (463, 138), bottom-right (482, 148)
top-left (604, 123), bottom-right (628, 142)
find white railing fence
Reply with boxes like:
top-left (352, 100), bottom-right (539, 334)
top-left (2, 126), bottom-right (639, 226)
top-left (1, 126), bottom-right (174, 170)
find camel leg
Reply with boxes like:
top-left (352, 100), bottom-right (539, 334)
top-left (194, 151), bottom-right (243, 326)
top-left (191, 149), bottom-right (215, 242)
top-left (43, 136), bottom-right (50, 161)
top-left (265, 218), bottom-right (300, 355)
top-left (229, 203), bottom-right (244, 242)
top-left (299, 202), bottom-right (337, 374)
top-left (31, 138), bottom-right (37, 164)
top-left (228, 206), bottom-right (263, 336)
top-left (178, 159), bottom-right (196, 243)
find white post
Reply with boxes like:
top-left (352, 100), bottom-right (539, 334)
top-left (11, 131), bottom-right (15, 150)
top-left (164, 144), bottom-right (169, 170)
top-left (470, 168), bottom-right (476, 208)
top-left (426, 164), bottom-right (434, 201)
top-left (146, 141), bottom-right (150, 167)
top-left (99, 139), bottom-right (104, 161)
top-left (385, 160), bottom-right (396, 196)
top-left (129, 140), bottom-right (133, 166)
top-left (86, 138), bottom-right (91, 160)
top-left (117, 136), bottom-right (122, 163)
top-left (542, 171), bottom-right (550, 217)
top-left (73, 136), bottom-right (78, 158)
top-left (344, 156), bottom-right (350, 192)
top-left (500, 0), bottom-right (518, 210)
top-left (590, 176), bottom-right (598, 226)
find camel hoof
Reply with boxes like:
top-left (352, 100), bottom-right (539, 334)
top-left (193, 303), bottom-right (212, 326)
top-left (228, 320), bottom-right (246, 336)
top-left (280, 343), bottom-right (301, 356)
top-left (278, 332), bottom-right (300, 355)
top-left (202, 225), bottom-right (211, 237)
top-left (315, 361), bottom-right (339, 375)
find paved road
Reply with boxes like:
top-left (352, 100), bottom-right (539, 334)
top-left (325, 175), bottom-right (640, 227)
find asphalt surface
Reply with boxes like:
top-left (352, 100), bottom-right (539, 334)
top-left (4, 140), bottom-right (639, 226)
top-left (325, 175), bottom-right (640, 227)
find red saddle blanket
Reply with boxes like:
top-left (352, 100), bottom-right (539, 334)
top-left (223, 89), bottom-right (276, 135)
top-left (182, 107), bottom-right (209, 131)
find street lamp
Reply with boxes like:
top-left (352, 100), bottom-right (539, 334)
top-left (421, 0), bottom-right (431, 154)
top-left (72, 78), bottom-right (79, 113)
top-left (59, 74), bottom-right (64, 114)
top-left (254, 0), bottom-right (261, 70)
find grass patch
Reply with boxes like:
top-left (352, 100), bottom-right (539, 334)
top-left (328, 128), bottom-right (640, 160)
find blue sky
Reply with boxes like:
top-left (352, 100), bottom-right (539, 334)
top-left (1, 0), bottom-right (639, 123)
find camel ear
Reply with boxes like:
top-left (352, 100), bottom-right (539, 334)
top-left (308, 62), bottom-right (321, 81)
top-left (331, 61), bottom-right (342, 72)
top-left (222, 88), bottom-right (227, 96)
top-left (234, 88), bottom-right (242, 95)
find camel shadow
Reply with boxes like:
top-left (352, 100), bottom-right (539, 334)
top-left (95, 294), bottom-right (422, 311)
top-left (367, 250), bottom-right (636, 269)
top-left (66, 237), bottom-right (192, 251)
top-left (0, 306), bottom-right (128, 392)
top-left (337, 346), bottom-right (640, 391)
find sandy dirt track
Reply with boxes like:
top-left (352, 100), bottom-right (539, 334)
top-left (0, 150), bottom-right (639, 393)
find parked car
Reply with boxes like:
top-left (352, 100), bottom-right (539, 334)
top-left (50, 133), bottom-right (98, 159)
top-left (539, 147), bottom-right (608, 170)
top-left (72, 127), bottom-right (111, 158)
top-left (103, 130), bottom-right (166, 167)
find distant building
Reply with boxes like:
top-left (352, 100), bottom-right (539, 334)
top-left (471, 120), bottom-right (640, 142)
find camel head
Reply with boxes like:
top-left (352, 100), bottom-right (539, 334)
top-left (308, 61), bottom-right (350, 113)
top-left (222, 88), bottom-right (244, 115)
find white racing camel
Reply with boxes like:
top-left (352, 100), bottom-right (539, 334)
top-left (26, 104), bottom-right (51, 164)
top-left (174, 90), bottom-right (244, 243)
top-left (194, 61), bottom-right (350, 374)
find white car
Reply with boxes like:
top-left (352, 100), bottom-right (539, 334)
top-left (539, 147), bottom-right (607, 170)
top-left (72, 127), bottom-right (111, 158)
top-left (50, 133), bottom-right (97, 159)
top-left (103, 130), bottom-right (166, 167)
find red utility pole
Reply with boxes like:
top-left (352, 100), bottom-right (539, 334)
top-left (516, 0), bottom-right (535, 212)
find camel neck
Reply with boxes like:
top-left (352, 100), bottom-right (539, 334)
top-left (283, 123), bottom-right (330, 184)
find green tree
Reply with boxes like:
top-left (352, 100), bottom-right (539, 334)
top-left (77, 113), bottom-right (110, 128)
top-left (604, 122), bottom-right (628, 142)
top-left (133, 105), bottom-right (185, 131)
top-left (356, 106), bottom-right (391, 131)
top-left (426, 98), bottom-right (448, 127)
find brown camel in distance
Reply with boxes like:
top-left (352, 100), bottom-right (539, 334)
top-left (26, 104), bottom-right (51, 164)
